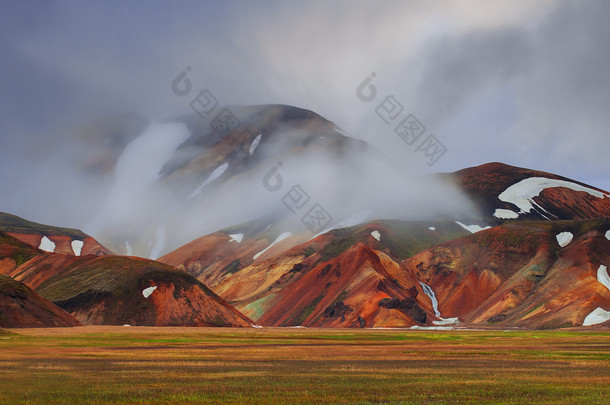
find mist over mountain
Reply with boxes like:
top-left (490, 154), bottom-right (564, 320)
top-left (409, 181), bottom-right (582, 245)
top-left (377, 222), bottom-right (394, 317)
top-left (1, 1), bottom-right (609, 232)
top-left (0, 1), bottom-right (609, 331)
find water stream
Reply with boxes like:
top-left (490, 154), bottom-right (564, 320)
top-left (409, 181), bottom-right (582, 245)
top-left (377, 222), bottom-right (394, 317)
top-left (418, 281), bottom-right (441, 317)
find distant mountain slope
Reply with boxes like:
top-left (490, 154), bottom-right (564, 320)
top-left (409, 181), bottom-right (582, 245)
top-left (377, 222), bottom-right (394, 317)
top-left (215, 217), bottom-right (609, 329)
top-left (451, 162), bottom-right (610, 222)
top-left (0, 274), bottom-right (80, 328)
top-left (0, 228), bottom-right (252, 327)
top-left (0, 212), bottom-right (111, 256)
top-left (158, 160), bottom-right (610, 329)
top-left (400, 218), bottom-right (610, 329)
top-left (160, 220), bottom-right (470, 327)
top-left (85, 104), bottom-right (383, 258)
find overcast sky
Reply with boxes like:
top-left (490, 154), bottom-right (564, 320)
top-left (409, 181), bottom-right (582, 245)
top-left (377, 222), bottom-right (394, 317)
top-left (1, 0), bottom-right (609, 226)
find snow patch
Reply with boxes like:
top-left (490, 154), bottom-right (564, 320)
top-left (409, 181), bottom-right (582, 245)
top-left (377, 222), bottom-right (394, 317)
top-left (253, 232), bottom-right (292, 260)
top-left (189, 162), bottom-right (229, 199)
top-left (605, 230), bottom-right (610, 241)
top-left (556, 232), bottom-right (573, 248)
top-left (229, 233), bottom-right (244, 243)
top-left (142, 286), bottom-right (157, 298)
top-left (149, 226), bottom-right (166, 259)
top-left (39, 236), bottom-right (56, 253)
top-left (432, 317), bottom-right (459, 326)
top-left (597, 265), bottom-right (610, 291)
top-left (410, 325), bottom-right (454, 331)
top-left (71, 240), bottom-right (84, 256)
top-left (249, 133), bottom-right (262, 156)
top-left (498, 177), bottom-right (608, 216)
top-left (428, 226), bottom-right (436, 231)
top-left (493, 208), bottom-right (519, 219)
top-left (370, 230), bottom-right (381, 241)
top-left (455, 221), bottom-right (491, 234)
top-left (125, 241), bottom-right (133, 256)
top-left (583, 307), bottom-right (610, 326)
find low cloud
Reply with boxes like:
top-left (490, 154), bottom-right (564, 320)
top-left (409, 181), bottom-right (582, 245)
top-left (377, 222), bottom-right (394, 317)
top-left (1, 0), bottom-right (608, 237)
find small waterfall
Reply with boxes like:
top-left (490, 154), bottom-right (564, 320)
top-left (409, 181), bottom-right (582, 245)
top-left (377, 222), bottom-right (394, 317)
top-left (419, 281), bottom-right (441, 317)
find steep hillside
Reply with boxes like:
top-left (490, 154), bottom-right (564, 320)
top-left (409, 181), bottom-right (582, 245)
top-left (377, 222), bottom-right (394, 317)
top-left (0, 231), bottom-right (40, 275)
top-left (0, 275), bottom-right (81, 328)
top-left (7, 255), bottom-right (253, 327)
top-left (162, 220), bottom-right (469, 327)
top-left (0, 228), bottom-right (252, 327)
top-left (400, 218), bottom-right (610, 328)
top-left (157, 160), bottom-right (610, 329)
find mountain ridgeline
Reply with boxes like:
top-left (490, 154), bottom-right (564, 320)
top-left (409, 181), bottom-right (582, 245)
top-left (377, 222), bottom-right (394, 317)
top-left (2, 104), bottom-right (610, 329)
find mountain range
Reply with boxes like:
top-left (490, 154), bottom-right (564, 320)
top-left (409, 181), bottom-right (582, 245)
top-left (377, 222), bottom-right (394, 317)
top-left (1, 105), bottom-right (609, 330)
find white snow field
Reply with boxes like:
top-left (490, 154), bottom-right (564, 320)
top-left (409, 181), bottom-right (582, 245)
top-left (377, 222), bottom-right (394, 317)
top-left (597, 265), bottom-right (610, 291)
top-left (189, 162), bottom-right (229, 199)
top-left (455, 221), bottom-right (491, 234)
top-left (71, 240), bottom-right (84, 256)
top-left (582, 265), bottom-right (610, 326)
top-left (493, 208), bottom-right (519, 219)
top-left (253, 232), bottom-right (292, 260)
top-left (249, 133), bottom-right (262, 156)
top-left (498, 177), bottom-right (607, 217)
top-left (142, 286), bottom-right (157, 298)
top-left (39, 236), bottom-right (56, 253)
top-left (583, 308), bottom-right (610, 326)
top-left (229, 233), bottom-right (244, 243)
top-left (555, 232), bottom-right (573, 248)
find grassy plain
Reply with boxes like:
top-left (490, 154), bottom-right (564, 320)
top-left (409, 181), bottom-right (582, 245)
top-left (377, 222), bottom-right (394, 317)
top-left (0, 326), bottom-right (608, 404)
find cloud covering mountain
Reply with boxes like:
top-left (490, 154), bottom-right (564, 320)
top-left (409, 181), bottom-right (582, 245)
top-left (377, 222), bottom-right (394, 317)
top-left (0, 0), bottom-right (608, 230)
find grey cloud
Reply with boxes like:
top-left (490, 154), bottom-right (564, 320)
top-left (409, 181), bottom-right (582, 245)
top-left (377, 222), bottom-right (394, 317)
top-left (412, 0), bottom-right (610, 187)
top-left (1, 0), bottom-right (608, 232)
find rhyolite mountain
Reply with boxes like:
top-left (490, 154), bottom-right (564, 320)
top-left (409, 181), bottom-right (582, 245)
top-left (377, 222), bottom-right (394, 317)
top-left (158, 160), bottom-right (610, 329)
top-left (83, 105), bottom-right (374, 258)
top-left (7, 104), bottom-right (610, 330)
top-left (0, 229), bottom-right (253, 327)
top-left (0, 274), bottom-right (81, 328)
top-left (450, 162), bottom-right (610, 223)
top-left (0, 212), bottom-right (112, 256)
top-left (160, 216), bottom-right (610, 329)
top-left (399, 218), bottom-right (610, 329)
top-left (80, 104), bottom-right (471, 259)
top-left (160, 220), bottom-right (471, 327)
top-left (78, 104), bottom-right (610, 261)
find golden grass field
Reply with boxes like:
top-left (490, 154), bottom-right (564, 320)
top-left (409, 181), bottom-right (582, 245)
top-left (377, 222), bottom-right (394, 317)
top-left (0, 326), bottom-right (608, 404)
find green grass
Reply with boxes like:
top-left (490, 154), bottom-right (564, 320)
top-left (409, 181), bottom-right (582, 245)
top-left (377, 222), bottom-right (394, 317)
top-left (0, 212), bottom-right (88, 239)
top-left (317, 220), bottom-right (467, 264)
top-left (0, 327), bottom-right (608, 404)
top-left (221, 259), bottom-right (242, 276)
top-left (0, 231), bottom-right (39, 265)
